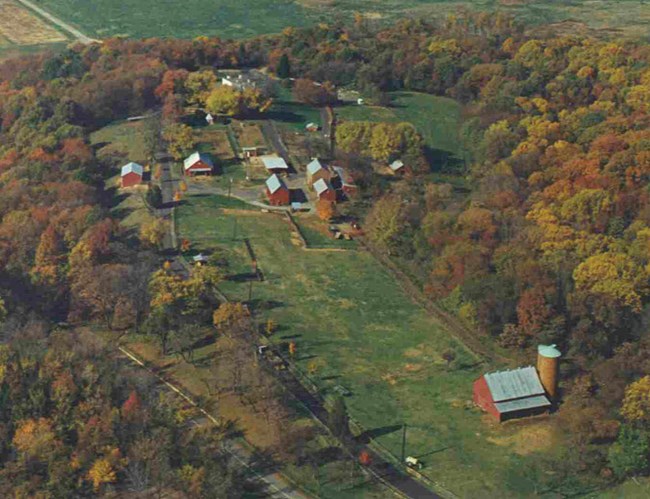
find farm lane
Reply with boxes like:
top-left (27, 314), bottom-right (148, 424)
top-left (158, 156), bottom-right (189, 278)
top-left (14, 0), bottom-right (97, 43)
top-left (263, 344), bottom-right (441, 499)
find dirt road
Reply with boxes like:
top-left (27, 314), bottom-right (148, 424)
top-left (14, 0), bottom-right (97, 44)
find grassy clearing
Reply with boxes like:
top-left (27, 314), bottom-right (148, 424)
top-left (176, 193), bottom-right (576, 498)
top-left (268, 86), bottom-right (322, 132)
top-left (336, 91), bottom-right (465, 170)
top-left (91, 120), bottom-right (150, 165)
top-left (91, 120), bottom-right (154, 230)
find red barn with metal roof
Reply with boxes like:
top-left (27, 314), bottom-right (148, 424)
top-left (473, 366), bottom-right (551, 422)
top-left (265, 174), bottom-right (290, 206)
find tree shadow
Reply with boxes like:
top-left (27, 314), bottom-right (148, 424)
top-left (265, 108), bottom-right (305, 124)
top-left (355, 424), bottom-right (403, 444)
top-left (290, 189), bottom-right (307, 203)
top-left (424, 146), bottom-right (466, 175)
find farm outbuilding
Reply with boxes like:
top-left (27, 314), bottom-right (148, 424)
top-left (389, 159), bottom-right (405, 175)
top-left (184, 152), bottom-right (215, 176)
top-left (265, 174), bottom-right (290, 206)
top-left (473, 366), bottom-right (551, 422)
top-left (243, 146), bottom-right (266, 158)
top-left (121, 162), bottom-right (144, 187)
top-left (306, 159), bottom-right (330, 186)
top-left (313, 178), bottom-right (336, 203)
top-left (330, 165), bottom-right (358, 196)
top-left (261, 156), bottom-right (289, 175)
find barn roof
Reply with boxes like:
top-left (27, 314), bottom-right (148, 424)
top-left (266, 174), bottom-right (286, 194)
top-left (484, 366), bottom-right (545, 402)
top-left (184, 152), bottom-right (214, 171)
top-left (494, 395), bottom-right (551, 414)
top-left (121, 162), bottom-right (144, 177)
top-left (390, 159), bottom-right (404, 171)
top-left (307, 158), bottom-right (325, 175)
top-left (313, 178), bottom-right (332, 196)
top-left (261, 156), bottom-right (289, 171)
top-left (331, 165), bottom-right (356, 187)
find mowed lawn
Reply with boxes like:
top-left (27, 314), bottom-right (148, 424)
top-left (177, 194), bottom-right (569, 498)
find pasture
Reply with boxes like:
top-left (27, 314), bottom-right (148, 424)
top-left (33, 0), bottom-right (650, 40)
top-left (175, 193), bottom-right (579, 498)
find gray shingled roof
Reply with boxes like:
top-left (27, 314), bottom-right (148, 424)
top-left (484, 366), bottom-right (545, 402)
top-left (495, 395), bottom-right (551, 414)
top-left (266, 174), bottom-right (286, 194)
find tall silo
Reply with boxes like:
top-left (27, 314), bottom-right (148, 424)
top-left (537, 344), bottom-right (561, 399)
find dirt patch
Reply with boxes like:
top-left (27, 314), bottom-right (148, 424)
top-left (234, 121), bottom-right (266, 149)
top-left (195, 128), bottom-right (235, 161)
top-left (403, 347), bottom-right (423, 358)
top-left (487, 420), bottom-right (556, 456)
top-left (0, 0), bottom-right (67, 45)
top-left (404, 363), bottom-right (423, 372)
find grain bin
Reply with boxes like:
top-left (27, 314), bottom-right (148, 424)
top-left (537, 344), bottom-right (561, 399)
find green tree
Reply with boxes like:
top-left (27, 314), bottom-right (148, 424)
top-left (608, 426), bottom-right (650, 478)
top-left (163, 124), bottom-right (196, 161)
top-left (277, 54), bottom-right (291, 79)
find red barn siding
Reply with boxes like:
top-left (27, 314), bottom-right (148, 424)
top-left (473, 376), bottom-right (501, 421)
top-left (185, 161), bottom-right (213, 176)
top-left (266, 187), bottom-right (290, 206)
top-left (318, 189), bottom-right (337, 203)
top-left (121, 172), bottom-right (142, 188)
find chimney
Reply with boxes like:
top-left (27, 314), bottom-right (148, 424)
top-left (537, 344), bottom-right (561, 399)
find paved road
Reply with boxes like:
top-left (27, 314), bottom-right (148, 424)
top-left (15, 0), bottom-right (98, 44)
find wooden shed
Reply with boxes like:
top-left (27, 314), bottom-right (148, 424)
top-left (473, 366), bottom-right (551, 422)
top-left (121, 162), bottom-right (144, 188)
top-left (265, 174), bottom-right (290, 206)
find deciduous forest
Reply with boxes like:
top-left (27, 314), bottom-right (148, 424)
top-left (0, 10), bottom-right (649, 495)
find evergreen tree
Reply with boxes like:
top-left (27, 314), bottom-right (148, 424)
top-left (277, 54), bottom-right (291, 79)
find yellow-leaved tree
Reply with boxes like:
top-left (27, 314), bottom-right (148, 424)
top-left (621, 375), bottom-right (650, 424)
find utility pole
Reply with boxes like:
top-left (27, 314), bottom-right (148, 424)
top-left (401, 423), bottom-right (407, 464)
top-left (228, 177), bottom-right (233, 198)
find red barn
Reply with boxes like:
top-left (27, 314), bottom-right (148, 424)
top-left (184, 152), bottom-right (215, 176)
top-left (121, 162), bottom-right (144, 188)
top-left (313, 178), bottom-right (336, 203)
top-left (473, 366), bottom-right (551, 422)
top-left (331, 165), bottom-right (358, 197)
top-left (265, 174), bottom-right (290, 206)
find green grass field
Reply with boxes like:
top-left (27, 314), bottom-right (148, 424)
top-left (337, 91), bottom-right (465, 170)
top-left (33, 0), bottom-right (650, 41)
top-left (176, 193), bottom-right (583, 498)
